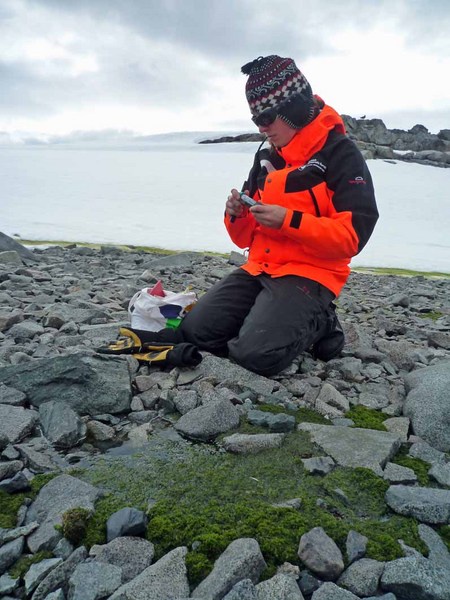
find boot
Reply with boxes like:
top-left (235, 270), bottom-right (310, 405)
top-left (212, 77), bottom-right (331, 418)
top-left (312, 305), bottom-right (345, 362)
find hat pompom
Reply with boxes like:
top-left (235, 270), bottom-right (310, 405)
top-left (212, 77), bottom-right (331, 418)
top-left (241, 57), bottom-right (263, 75)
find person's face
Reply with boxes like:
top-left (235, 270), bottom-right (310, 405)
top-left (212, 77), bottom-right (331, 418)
top-left (257, 116), bottom-right (297, 148)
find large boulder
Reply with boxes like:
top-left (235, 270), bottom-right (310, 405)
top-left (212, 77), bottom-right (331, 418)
top-left (403, 360), bottom-right (450, 451)
top-left (0, 232), bottom-right (37, 262)
top-left (0, 353), bottom-right (132, 416)
top-left (381, 556), bottom-right (450, 600)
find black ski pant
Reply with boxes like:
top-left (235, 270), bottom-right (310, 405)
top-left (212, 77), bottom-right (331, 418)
top-left (180, 269), bottom-right (335, 376)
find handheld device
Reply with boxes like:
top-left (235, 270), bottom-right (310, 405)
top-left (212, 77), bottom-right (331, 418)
top-left (239, 192), bottom-right (260, 207)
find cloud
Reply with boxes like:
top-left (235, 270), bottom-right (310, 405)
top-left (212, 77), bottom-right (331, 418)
top-left (0, 0), bottom-right (448, 134)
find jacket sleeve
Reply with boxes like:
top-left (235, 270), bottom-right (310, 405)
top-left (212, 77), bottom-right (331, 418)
top-left (280, 139), bottom-right (379, 259)
top-left (224, 207), bottom-right (258, 248)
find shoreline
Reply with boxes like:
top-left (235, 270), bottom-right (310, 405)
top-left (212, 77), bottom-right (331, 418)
top-left (21, 237), bottom-right (450, 279)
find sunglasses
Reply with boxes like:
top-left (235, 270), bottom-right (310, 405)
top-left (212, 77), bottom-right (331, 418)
top-left (251, 107), bottom-right (278, 127)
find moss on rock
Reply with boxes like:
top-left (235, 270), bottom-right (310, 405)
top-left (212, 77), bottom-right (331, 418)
top-left (346, 405), bottom-right (388, 431)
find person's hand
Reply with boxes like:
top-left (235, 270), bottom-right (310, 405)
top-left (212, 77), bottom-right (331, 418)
top-left (225, 188), bottom-right (248, 219)
top-left (250, 204), bottom-right (287, 229)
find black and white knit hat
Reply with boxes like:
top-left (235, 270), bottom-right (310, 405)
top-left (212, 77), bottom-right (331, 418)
top-left (241, 55), bottom-right (319, 129)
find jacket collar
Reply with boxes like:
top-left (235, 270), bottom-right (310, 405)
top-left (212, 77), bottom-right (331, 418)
top-left (277, 104), bottom-right (346, 165)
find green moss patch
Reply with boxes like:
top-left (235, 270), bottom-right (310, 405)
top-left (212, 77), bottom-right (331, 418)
top-left (438, 525), bottom-right (450, 552)
top-left (391, 446), bottom-right (431, 486)
top-left (256, 403), bottom-right (328, 426)
top-left (346, 406), bottom-right (388, 431)
top-left (0, 473), bottom-right (58, 529)
top-left (77, 431), bottom-right (427, 586)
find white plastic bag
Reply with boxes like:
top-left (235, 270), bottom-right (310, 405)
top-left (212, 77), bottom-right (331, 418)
top-left (128, 287), bottom-right (197, 332)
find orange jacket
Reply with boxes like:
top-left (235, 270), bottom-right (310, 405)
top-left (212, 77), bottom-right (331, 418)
top-left (224, 104), bottom-right (378, 295)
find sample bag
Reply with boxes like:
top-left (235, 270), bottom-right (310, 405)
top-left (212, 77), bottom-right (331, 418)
top-left (128, 282), bottom-right (197, 332)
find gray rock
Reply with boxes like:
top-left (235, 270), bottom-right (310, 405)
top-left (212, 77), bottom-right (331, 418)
top-left (302, 457), bottom-right (335, 475)
top-left (0, 573), bottom-right (19, 595)
top-left (247, 409), bottom-right (270, 427)
top-left (266, 413), bottom-right (296, 432)
top-left (54, 538), bottom-right (74, 560)
top-left (298, 423), bottom-right (401, 476)
top-left (298, 570), bottom-right (321, 595)
top-left (346, 530), bottom-right (368, 564)
top-left (223, 578), bottom-right (257, 599)
top-left (0, 383), bottom-right (27, 406)
top-left (31, 546), bottom-right (87, 600)
top-left (381, 556), bottom-right (450, 600)
top-left (9, 320), bottom-right (44, 340)
top-left (39, 401), bottom-right (87, 449)
top-left (0, 309), bottom-right (24, 333)
top-left (86, 420), bottom-right (115, 441)
top-left (383, 462), bottom-right (417, 484)
top-left (272, 498), bottom-right (302, 510)
top-left (403, 360), bottom-right (450, 452)
top-left (311, 581), bottom-right (359, 599)
top-left (315, 383), bottom-right (350, 418)
top-left (383, 417), bottom-right (410, 442)
top-left (255, 573), bottom-right (304, 598)
top-left (0, 459), bottom-right (23, 481)
top-left (175, 398), bottom-right (240, 442)
top-left (25, 558), bottom-right (63, 595)
top-left (109, 546), bottom-right (189, 600)
top-left (192, 538), bottom-right (267, 599)
top-left (106, 508), bottom-right (148, 542)
top-left (364, 595), bottom-right (397, 600)
top-left (408, 441), bottom-right (446, 465)
top-left (42, 590), bottom-right (65, 600)
top-left (0, 232), bottom-right (37, 261)
top-left (418, 523), bottom-right (450, 571)
top-left (427, 331), bottom-right (450, 350)
top-left (26, 475), bottom-right (100, 552)
top-left (0, 404), bottom-right (38, 443)
top-left (376, 339), bottom-right (416, 371)
top-left (428, 462), bottom-right (450, 486)
top-left (337, 558), bottom-right (385, 597)
top-left (385, 484), bottom-right (450, 524)
top-left (0, 521), bottom-right (39, 544)
top-left (68, 561), bottom-right (122, 600)
top-left (298, 527), bottom-right (344, 581)
top-left (358, 391), bottom-right (390, 410)
top-left (173, 390), bottom-right (199, 414)
top-left (0, 250), bottom-right (23, 266)
top-left (93, 536), bottom-right (154, 583)
top-left (0, 353), bottom-right (132, 416)
top-left (0, 537), bottom-right (24, 576)
top-left (0, 470), bottom-right (31, 493)
top-left (16, 443), bottom-right (60, 473)
top-left (222, 433), bottom-right (285, 454)
top-left (198, 354), bottom-right (276, 397)
top-left (43, 304), bottom-right (109, 328)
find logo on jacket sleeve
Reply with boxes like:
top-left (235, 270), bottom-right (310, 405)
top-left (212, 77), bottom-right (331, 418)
top-left (349, 176), bottom-right (366, 184)
top-left (298, 158), bottom-right (327, 173)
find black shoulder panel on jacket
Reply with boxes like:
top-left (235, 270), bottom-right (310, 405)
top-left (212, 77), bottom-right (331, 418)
top-left (324, 134), bottom-right (379, 254)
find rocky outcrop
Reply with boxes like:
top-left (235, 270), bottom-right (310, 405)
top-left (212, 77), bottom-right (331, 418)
top-left (199, 117), bottom-right (450, 167)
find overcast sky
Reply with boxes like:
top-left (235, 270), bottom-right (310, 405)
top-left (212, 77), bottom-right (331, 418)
top-left (1, 0), bottom-right (449, 139)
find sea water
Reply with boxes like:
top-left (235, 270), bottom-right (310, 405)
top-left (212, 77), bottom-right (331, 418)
top-left (0, 143), bottom-right (449, 272)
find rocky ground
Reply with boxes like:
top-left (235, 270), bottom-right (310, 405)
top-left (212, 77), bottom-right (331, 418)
top-left (0, 233), bottom-right (450, 600)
